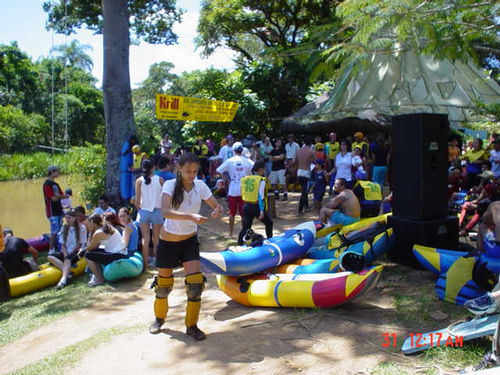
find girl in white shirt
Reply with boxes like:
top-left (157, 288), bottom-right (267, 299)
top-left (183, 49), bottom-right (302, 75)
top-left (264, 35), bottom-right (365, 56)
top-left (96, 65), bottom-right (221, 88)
top-left (149, 153), bottom-right (222, 341)
top-left (49, 209), bottom-right (87, 289)
top-left (332, 140), bottom-right (353, 188)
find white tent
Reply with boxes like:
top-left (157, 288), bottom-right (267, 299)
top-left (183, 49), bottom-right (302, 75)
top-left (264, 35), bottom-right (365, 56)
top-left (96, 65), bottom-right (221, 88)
top-left (283, 50), bottom-right (500, 130)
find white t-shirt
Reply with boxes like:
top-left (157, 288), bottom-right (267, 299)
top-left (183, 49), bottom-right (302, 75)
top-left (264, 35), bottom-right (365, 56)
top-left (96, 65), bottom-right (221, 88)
top-left (216, 155), bottom-right (254, 196)
top-left (218, 145), bottom-right (234, 162)
top-left (490, 150), bottom-right (500, 178)
top-left (335, 152), bottom-right (353, 181)
top-left (59, 223), bottom-right (87, 254)
top-left (139, 175), bottom-right (162, 211)
top-left (161, 179), bottom-right (213, 235)
top-left (285, 142), bottom-right (300, 159)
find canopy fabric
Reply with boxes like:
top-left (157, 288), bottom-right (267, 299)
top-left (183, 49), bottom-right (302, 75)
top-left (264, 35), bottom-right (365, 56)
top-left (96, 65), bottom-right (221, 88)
top-left (282, 50), bottom-right (500, 132)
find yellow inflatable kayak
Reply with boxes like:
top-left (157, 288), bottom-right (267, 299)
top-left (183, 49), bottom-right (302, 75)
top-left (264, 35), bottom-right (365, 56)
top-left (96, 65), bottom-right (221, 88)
top-left (9, 258), bottom-right (87, 297)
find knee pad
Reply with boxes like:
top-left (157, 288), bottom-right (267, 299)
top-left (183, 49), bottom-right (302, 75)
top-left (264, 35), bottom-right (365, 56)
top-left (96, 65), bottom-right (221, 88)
top-left (185, 272), bottom-right (205, 301)
top-left (153, 275), bottom-right (174, 298)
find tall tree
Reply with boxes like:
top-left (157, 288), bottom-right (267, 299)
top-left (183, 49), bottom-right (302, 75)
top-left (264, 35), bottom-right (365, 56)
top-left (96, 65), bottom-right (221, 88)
top-left (43, 0), bottom-right (182, 202)
top-left (197, 0), bottom-right (342, 128)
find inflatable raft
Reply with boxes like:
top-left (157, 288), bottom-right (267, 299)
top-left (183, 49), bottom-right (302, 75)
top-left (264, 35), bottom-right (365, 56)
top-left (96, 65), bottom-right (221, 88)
top-left (217, 265), bottom-right (383, 308)
top-left (9, 258), bottom-right (87, 297)
top-left (273, 257), bottom-right (341, 274)
top-left (103, 252), bottom-right (143, 282)
top-left (413, 245), bottom-right (498, 305)
top-left (200, 221), bottom-right (316, 276)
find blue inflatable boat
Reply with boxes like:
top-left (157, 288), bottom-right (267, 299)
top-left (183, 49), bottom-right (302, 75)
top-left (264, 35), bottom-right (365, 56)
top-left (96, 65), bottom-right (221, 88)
top-left (200, 221), bottom-right (316, 276)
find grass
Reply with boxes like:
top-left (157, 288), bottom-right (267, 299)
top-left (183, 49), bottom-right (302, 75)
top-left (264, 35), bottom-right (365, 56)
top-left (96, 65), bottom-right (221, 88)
top-left (7, 324), bottom-right (142, 375)
top-left (0, 274), bottom-right (114, 346)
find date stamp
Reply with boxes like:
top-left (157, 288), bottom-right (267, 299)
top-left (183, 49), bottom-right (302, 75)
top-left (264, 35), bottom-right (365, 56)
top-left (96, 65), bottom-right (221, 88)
top-left (382, 332), bottom-right (464, 349)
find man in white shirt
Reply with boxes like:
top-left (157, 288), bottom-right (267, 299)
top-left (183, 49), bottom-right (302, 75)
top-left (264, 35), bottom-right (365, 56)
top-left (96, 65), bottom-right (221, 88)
top-left (93, 195), bottom-right (116, 216)
top-left (285, 134), bottom-right (300, 162)
top-left (217, 135), bottom-right (235, 162)
top-left (216, 142), bottom-right (254, 237)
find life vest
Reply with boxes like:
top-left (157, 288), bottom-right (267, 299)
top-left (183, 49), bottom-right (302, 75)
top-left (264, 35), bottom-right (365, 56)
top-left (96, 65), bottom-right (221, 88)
top-left (241, 175), bottom-right (266, 205)
top-left (133, 152), bottom-right (147, 169)
top-left (353, 180), bottom-right (382, 201)
top-left (192, 144), bottom-right (209, 158)
top-left (352, 141), bottom-right (369, 156)
top-left (326, 142), bottom-right (340, 160)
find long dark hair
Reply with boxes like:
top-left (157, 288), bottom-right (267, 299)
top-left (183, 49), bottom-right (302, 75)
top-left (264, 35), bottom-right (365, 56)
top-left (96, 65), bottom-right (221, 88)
top-left (141, 159), bottom-right (153, 185)
top-left (62, 210), bottom-right (80, 245)
top-left (172, 153), bottom-right (200, 210)
top-left (88, 213), bottom-right (114, 235)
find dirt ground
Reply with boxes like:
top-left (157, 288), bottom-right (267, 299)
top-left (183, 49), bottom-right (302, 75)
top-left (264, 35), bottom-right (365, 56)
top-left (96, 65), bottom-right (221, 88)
top-left (0, 193), bottom-right (458, 375)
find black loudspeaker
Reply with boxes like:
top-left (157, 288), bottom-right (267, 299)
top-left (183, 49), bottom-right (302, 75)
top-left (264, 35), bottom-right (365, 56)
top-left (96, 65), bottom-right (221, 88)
top-left (391, 113), bottom-right (449, 220)
top-left (387, 215), bottom-right (459, 268)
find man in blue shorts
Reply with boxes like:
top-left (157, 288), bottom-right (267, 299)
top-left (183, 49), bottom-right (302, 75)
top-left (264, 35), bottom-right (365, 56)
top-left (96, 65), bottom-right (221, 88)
top-left (43, 165), bottom-right (68, 254)
top-left (319, 178), bottom-right (361, 226)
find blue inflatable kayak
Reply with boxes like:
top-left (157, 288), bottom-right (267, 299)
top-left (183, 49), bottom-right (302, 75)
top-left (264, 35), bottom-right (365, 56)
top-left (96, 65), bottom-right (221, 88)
top-left (200, 222), bottom-right (316, 276)
top-left (103, 252), bottom-right (143, 282)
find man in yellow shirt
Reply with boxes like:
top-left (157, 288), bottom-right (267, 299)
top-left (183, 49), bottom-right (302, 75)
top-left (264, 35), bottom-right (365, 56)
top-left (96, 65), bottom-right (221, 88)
top-left (325, 132), bottom-right (340, 171)
top-left (352, 132), bottom-right (369, 157)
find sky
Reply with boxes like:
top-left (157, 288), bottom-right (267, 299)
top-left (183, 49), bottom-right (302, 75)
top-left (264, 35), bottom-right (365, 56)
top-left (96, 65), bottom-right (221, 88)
top-left (0, 0), bottom-right (236, 88)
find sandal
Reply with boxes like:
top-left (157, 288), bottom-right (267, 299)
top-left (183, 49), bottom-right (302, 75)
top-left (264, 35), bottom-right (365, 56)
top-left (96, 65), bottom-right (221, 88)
top-left (55, 280), bottom-right (67, 290)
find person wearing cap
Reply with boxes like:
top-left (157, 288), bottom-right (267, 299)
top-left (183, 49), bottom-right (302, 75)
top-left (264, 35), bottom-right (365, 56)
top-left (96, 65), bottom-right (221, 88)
top-left (352, 132), bottom-right (368, 157)
top-left (43, 165), bottom-right (68, 254)
top-left (216, 141), bottom-right (254, 237)
top-left (0, 227), bottom-right (39, 278)
top-left (325, 132), bottom-right (340, 171)
top-left (270, 139), bottom-right (288, 201)
top-left (490, 139), bottom-right (500, 179)
top-left (218, 135), bottom-right (235, 163)
top-left (310, 159), bottom-right (327, 213)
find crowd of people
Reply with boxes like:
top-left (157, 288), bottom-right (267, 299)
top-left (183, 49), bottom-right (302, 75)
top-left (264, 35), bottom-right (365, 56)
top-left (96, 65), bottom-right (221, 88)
top-left (1, 128), bottom-right (499, 343)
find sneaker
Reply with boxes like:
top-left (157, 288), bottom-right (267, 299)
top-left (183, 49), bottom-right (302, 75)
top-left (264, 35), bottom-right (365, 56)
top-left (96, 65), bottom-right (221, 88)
top-left (186, 324), bottom-right (206, 341)
top-left (304, 207), bottom-right (311, 213)
top-left (464, 293), bottom-right (499, 316)
top-left (149, 318), bottom-right (165, 334)
top-left (281, 194), bottom-right (288, 201)
top-left (88, 277), bottom-right (105, 287)
top-left (274, 193), bottom-right (280, 200)
top-left (55, 280), bottom-right (67, 290)
top-left (297, 211), bottom-right (304, 216)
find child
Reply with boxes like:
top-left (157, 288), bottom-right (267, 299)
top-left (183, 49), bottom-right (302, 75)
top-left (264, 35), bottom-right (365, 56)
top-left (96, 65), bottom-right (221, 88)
top-left (238, 161), bottom-right (274, 245)
top-left (352, 146), bottom-right (368, 180)
top-left (314, 136), bottom-right (326, 163)
top-left (48, 209), bottom-right (87, 289)
top-left (61, 188), bottom-right (73, 213)
top-left (310, 159), bottom-right (327, 213)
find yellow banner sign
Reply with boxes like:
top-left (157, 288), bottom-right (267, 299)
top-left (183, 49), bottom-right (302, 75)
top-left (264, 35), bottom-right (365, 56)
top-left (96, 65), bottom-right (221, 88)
top-left (155, 94), bottom-right (239, 122)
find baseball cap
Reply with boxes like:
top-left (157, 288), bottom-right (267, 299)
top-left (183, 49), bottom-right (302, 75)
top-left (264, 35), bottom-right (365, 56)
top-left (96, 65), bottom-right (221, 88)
top-left (233, 141), bottom-right (244, 152)
top-left (47, 165), bottom-right (60, 174)
top-left (354, 132), bottom-right (363, 138)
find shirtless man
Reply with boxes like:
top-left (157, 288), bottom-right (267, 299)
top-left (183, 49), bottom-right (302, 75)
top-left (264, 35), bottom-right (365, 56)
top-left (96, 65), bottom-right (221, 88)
top-left (293, 136), bottom-right (315, 215)
top-left (319, 178), bottom-right (361, 225)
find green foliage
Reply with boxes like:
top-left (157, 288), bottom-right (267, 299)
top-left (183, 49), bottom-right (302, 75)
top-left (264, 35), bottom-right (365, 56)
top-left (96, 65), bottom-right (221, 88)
top-left (0, 43), bottom-right (44, 114)
top-left (0, 152), bottom-right (70, 181)
top-left (0, 105), bottom-right (50, 153)
top-left (326, 0), bottom-right (500, 75)
top-left (43, 0), bottom-right (182, 45)
top-left (66, 144), bottom-right (106, 203)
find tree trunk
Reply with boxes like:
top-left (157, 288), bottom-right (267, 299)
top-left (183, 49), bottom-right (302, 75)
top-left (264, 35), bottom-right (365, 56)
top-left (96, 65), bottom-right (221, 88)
top-left (102, 0), bottom-right (135, 204)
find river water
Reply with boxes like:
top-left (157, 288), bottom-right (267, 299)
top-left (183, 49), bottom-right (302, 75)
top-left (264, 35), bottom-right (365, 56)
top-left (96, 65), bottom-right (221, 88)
top-left (0, 175), bottom-right (83, 239)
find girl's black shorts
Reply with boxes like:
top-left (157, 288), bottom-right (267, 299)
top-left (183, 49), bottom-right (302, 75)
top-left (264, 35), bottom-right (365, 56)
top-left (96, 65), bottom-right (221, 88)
top-left (156, 235), bottom-right (199, 268)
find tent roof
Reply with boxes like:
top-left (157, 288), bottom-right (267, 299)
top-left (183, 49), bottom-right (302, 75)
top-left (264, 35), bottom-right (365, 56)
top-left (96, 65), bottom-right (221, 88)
top-left (282, 50), bottom-right (500, 132)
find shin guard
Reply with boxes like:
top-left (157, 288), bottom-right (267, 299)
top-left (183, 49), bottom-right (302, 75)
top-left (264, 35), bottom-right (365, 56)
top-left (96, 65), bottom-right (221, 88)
top-left (185, 272), bottom-right (205, 327)
top-left (152, 275), bottom-right (174, 320)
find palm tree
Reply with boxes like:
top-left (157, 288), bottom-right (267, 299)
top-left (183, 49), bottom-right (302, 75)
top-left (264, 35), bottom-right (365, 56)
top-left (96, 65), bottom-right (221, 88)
top-left (51, 40), bottom-right (93, 72)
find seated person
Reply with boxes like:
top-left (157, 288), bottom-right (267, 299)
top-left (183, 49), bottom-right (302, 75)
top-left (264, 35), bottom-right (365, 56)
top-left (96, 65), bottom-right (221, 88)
top-left (103, 211), bottom-right (124, 235)
top-left (118, 207), bottom-right (140, 256)
top-left (0, 228), bottom-right (39, 278)
top-left (319, 178), bottom-right (361, 226)
top-left (83, 214), bottom-right (128, 287)
top-left (48, 210), bottom-right (87, 289)
top-left (93, 195), bottom-right (116, 216)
